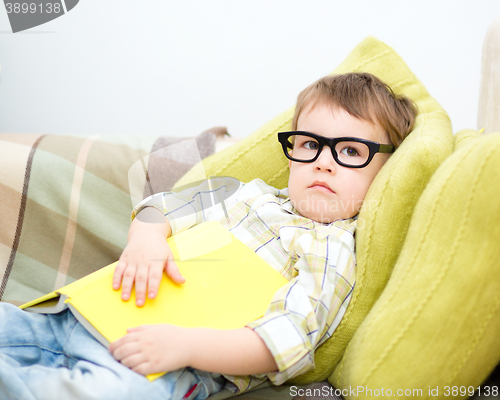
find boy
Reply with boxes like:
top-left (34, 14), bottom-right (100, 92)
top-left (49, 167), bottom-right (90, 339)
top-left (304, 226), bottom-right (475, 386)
top-left (0, 73), bottom-right (416, 400)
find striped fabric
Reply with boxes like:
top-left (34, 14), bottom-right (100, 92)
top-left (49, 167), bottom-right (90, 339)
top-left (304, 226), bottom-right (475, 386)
top-left (0, 131), bottom-right (218, 305)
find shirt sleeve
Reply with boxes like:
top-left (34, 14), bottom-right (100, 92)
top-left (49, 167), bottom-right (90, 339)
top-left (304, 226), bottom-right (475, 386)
top-left (130, 177), bottom-right (243, 235)
top-left (246, 220), bottom-right (357, 385)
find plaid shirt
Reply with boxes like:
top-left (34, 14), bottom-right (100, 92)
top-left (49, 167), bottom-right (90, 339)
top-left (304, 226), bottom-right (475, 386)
top-left (132, 178), bottom-right (356, 392)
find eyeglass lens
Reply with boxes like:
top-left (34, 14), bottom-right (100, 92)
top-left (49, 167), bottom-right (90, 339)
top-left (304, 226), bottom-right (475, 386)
top-left (287, 134), bottom-right (371, 167)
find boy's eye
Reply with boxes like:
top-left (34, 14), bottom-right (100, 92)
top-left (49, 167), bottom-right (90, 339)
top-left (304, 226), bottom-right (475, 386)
top-left (303, 140), bottom-right (319, 150)
top-left (340, 147), bottom-right (360, 157)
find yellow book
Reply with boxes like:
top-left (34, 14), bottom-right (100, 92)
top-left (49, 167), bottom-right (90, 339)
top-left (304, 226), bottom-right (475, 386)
top-left (20, 221), bottom-right (288, 380)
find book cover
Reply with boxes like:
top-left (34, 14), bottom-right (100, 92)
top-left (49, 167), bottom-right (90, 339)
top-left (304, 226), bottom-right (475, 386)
top-left (20, 221), bottom-right (288, 380)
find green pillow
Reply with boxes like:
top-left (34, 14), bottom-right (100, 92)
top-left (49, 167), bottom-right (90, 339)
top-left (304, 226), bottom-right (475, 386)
top-left (176, 36), bottom-right (453, 383)
top-left (454, 128), bottom-right (483, 152)
top-left (295, 38), bottom-right (454, 384)
top-left (334, 132), bottom-right (500, 395)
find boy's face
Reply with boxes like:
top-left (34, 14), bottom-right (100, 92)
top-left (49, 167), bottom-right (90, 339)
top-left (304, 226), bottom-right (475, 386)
top-left (288, 104), bottom-right (391, 223)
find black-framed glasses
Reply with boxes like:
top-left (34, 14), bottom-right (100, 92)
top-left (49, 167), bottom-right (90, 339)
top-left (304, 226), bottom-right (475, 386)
top-left (278, 131), bottom-right (395, 169)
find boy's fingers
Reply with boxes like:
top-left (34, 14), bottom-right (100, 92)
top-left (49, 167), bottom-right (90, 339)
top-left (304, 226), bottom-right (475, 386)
top-left (110, 341), bottom-right (142, 362)
top-left (127, 325), bottom-right (150, 333)
top-left (134, 266), bottom-right (149, 307)
top-left (112, 261), bottom-right (126, 290)
top-left (109, 327), bottom-right (143, 352)
top-left (109, 336), bottom-right (126, 353)
top-left (147, 264), bottom-right (164, 299)
top-left (120, 264), bottom-right (137, 302)
top-left (121, 353), bottom-right (147, 371)
top-left (165, 255), bottom-right (185, 284)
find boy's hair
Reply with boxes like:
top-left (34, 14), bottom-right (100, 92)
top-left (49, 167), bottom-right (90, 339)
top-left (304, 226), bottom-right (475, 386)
top-left (292, 73), bottom-right (418, 148)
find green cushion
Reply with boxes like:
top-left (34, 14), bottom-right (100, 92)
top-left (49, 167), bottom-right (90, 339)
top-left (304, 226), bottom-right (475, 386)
top-left (334, 133), bottom-right (500, 395)
top-left (176, 36), bottom-right (453, 383)
top-left (297, 39), bottom-right (454, 384)
top-left (454, 128), bottom-right (483, 152)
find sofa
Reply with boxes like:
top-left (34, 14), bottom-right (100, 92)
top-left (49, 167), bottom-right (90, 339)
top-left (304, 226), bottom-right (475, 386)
top-left (1, 24), bottom-right (500, 400)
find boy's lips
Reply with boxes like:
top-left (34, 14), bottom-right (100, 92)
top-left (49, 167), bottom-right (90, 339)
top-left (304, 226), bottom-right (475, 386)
top-left (309, 181), bottom-right (335, 193)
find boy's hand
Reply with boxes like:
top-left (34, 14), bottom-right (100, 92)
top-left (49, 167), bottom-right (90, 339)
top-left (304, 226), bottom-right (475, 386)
top-left (109, 324), bottom-right (192, 376)
top-left (113, 207), bottom-right (185, 307)
top-left (113, 237), bottom-right (185, 307)
top-left (109, 324), bottom-right (278, 377)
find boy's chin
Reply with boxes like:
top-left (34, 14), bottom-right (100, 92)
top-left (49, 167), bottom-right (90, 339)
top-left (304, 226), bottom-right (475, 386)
top-left (308, 213), bottom-right (344, 224)
top-left (295, 207), bottom-right (340, 224)
top-left (292, 199), bottom-right (358, 223)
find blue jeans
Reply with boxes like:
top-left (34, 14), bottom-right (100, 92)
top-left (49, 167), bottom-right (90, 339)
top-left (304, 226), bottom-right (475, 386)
top-left (0, 303), bottom-right (224, 400)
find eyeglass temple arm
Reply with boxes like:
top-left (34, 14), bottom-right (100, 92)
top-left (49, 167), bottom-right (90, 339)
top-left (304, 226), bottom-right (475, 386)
top-left (379, 144), bottom-right (395, 153)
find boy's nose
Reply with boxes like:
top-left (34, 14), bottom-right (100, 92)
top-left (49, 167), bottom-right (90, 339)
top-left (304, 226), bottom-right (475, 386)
top-left (314, 146), bottom-right (337, 173)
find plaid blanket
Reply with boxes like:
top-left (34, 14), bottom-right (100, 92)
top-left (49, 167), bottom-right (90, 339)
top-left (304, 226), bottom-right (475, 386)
top-left (0, 130), bottom-right (346, 400)
top-left (0, 131), bottom-right (219, 305)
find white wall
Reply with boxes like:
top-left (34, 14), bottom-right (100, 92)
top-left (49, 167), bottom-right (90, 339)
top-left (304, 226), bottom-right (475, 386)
top-left (1, 1), bottom-right (499, 138)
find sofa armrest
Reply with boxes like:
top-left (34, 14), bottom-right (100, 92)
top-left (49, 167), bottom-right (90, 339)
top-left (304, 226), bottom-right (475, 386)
top-left (478, 16), bottom-right (500, 133)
